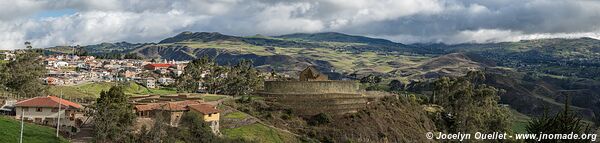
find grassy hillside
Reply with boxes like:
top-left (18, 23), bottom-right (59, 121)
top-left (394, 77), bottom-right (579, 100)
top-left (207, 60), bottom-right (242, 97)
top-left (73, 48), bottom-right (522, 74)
top-left (49, 82), bottom-right (176, 98)
top-left (220, 102), bottom-right (301, 143)
top-left (0, 116), bottom-right (69, 143)
top-left (224, 96), bottom-right (435, 142)
top-left (152, 41), bottom-right (430, 76)
top-left (510, 109), bottom-right (531, 133)
top-left (222, 123), bottom-right (299, 143)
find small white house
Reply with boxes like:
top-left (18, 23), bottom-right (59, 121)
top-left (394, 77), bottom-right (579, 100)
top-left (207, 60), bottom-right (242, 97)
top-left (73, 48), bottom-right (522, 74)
top-left (158, 77), bottom-right (175, 86)
top-left (144, 78), bottom-right (157, 88)
top-left (54, 61), bottom-right (69, 68)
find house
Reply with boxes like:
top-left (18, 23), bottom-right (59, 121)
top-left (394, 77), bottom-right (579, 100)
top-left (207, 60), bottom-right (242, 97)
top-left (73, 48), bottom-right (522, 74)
top-left (15, 96), bottom-right (84, 128)
top-left (299, 66), bottom-right (328, 81)
top-left (0, 99), bottom-right (16, 115)
top-left (54, 61), bottom-right (69, 68)
top-left (118, 70), bottom-right (137, 78)
top-left (80, 56), bottom-right (95, 61)
top-left (133, 100), bottom-right (221, 134)
top-left (144, 78), bottom-right (157, 88)
top-left (158, 77), bottom-right (175, 86)
top-left (144, 63), bottom-right (173, 70)
top-left (0, 51), bottom-right (15, 60)
top-left (188, 104), bottom-right (221, 134)
top-left (135, 102), bottom-right (186, 126)
top-left (44, 77), bottom-right (64, 85)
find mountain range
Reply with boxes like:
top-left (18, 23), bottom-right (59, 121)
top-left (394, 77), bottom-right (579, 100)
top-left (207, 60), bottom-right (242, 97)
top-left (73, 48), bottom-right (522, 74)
top-left (45, 31), bottom-right (600, 122)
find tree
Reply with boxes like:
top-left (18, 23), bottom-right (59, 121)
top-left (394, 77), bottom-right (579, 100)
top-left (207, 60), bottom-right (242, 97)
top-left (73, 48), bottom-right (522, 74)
top-left (24, 41), bottom-right (32, 49)
top-left (360, 74), bottom-right (382, 84)
top-left (308, 113), bottom-right (333, 126)
top-left (176, 56), bottom-right (217, 93)
top-left (178, 112), bottom-right (218, 143)
top-left (93, 86), bottom-right (136, 142)
top-left (177, 57), bottom-right (263, 96)
top-left (222, 60), bottom-right (263, 96)
top-left (123, 53), bottom-right (143, 59)
top-left (433, 71), bottom-right (512, 134)
top-left (135, 125), bottom-right (149, 143)
top-left (205, 65), bottom-right (229, 94)
top-left (388, 79), bottom-right (404, 92)
top-left (526, 98), bottom-right (593, 143)
top-left (0, 51), bottom-right (47, 97)
top-left (143, 111), bottom-right (175, 143)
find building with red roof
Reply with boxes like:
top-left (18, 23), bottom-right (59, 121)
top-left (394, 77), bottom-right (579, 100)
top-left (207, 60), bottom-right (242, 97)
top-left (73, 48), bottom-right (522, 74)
top-left (144, 63), bottom-right (173, 70)
top-left (133, 99), bottom-right (220, 134)
top-left (15, 96), bottom-right (84, 127)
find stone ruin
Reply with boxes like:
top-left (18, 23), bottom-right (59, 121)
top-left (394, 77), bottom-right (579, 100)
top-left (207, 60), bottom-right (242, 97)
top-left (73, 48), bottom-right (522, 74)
top-left (259, 66), bottom-right (373, 116)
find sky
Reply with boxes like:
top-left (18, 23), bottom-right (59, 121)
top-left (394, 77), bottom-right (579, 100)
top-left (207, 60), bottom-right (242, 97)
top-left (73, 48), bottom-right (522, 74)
top-left (1, 0), bottom-right (600, 50)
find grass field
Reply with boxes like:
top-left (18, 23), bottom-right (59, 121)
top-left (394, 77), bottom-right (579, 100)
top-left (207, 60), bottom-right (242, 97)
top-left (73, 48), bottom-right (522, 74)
top-left (0, 116), bottom-right (69, 143)
top-left (49, 82), bottom-right (177, 98)
top-left (175, 41), bottom-right (275, 56)
top-left (201, 94), bottom-right (227, 102)
top-left (222, 123), bottom-right (299, 143)
top-left (224, 111), bottom-right (248, 119)
top-left (510, 109), bottom-right (531, 133)
top-left (167, 41), bottom-right (431, 74)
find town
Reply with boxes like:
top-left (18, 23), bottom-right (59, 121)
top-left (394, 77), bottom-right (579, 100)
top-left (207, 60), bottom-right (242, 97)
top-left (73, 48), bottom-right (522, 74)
top-left (0, 50), bottom-right (283, 142)
top-left (1, 49), bottom-right (363, 142)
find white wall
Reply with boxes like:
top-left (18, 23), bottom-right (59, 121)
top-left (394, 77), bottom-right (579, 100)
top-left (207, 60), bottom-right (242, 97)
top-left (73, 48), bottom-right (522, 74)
top-left (15, 107), bottom-right (76, 126)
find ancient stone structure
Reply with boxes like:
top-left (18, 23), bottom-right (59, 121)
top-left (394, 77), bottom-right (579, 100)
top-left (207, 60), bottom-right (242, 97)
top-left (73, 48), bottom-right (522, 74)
top-left (259, 67), bottom-right (371, 116)
top-left (299, 66), bottom-right (328, 81)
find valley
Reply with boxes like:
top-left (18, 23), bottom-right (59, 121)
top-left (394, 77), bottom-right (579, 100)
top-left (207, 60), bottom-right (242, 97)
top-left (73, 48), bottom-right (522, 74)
top-left (40, 31), bottom-right (600, 141)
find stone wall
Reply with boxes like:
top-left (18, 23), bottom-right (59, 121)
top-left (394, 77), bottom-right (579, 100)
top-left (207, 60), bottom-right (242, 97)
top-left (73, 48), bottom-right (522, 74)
top-left (260, 80), bottom-right (373, 116)
top-left (264, 81), bottom-right (359, 94)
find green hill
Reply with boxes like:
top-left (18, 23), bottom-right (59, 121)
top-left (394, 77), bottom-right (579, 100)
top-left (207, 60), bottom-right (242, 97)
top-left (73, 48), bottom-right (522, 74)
top-left (49, 82), bottom-right (176, 98)
top-left (0, 116), bottom-right (69, 143)
top-left (275, 32), bottom-right (400, 46)
top-left (222, 123), bottom-right (299, 143)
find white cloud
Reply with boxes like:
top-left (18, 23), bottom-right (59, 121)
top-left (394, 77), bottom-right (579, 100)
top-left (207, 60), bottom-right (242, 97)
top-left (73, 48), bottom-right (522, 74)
top-left (0, 10), bottom-right (209, 49)
top-left (0, 0), bottom-right (600, 49)
top-left (379, 29), bottom-right (600, 44)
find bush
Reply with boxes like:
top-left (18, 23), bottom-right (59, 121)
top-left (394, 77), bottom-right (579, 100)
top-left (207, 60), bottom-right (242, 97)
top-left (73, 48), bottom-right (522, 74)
top-left (281, 114), bottom-right (291, 120)
top-left (365, 84), bottom-right (387, 91)
top-left (308, 113), bottom-right (333, 126)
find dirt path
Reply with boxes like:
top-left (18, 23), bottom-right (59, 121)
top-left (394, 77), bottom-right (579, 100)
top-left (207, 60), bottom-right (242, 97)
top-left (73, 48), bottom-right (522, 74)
top-left (70, 124), bottom-right (93, 143)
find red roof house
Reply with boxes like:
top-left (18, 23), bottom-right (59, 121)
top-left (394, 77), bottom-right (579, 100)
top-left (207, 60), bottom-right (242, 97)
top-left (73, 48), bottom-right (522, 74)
top-left (16, 96), bottom-right (82, 109)
top-left (188, 104), bottom-right (220, 115)
top-left (144, 63), bottom-right (173, 70)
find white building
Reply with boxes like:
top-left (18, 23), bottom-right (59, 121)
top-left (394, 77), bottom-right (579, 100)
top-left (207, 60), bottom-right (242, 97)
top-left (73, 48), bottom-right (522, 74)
top-left (15, 96), bottom-right (84, 128)
top-left (54, 61), bottom-right (69, 67)
top-left (144, 78), bottom-right (157, 88)
top-left (158, 77), bottom-right (175, 86)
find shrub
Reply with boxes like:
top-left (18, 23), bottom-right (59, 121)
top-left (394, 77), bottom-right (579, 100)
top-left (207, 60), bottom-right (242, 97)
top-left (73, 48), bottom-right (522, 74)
top-left (308, 113), bottom-right (333, 126)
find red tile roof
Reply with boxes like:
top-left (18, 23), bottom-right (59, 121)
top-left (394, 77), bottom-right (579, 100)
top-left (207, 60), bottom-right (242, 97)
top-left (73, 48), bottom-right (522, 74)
top-left (162, 102), bottom-right (186, 111)
top-left (176, 100), bottom-right (202, 106)
top-left (133, 100), bottom-right (213, 113)
top-left (144, 63), bottom-right (173, 69)
top-left (134, 104), bottom-right (161, 111)
top-left (188, 104), bottom-right (220, 115)
top-left (134, 101), bottom-right (198, 112)
top-left (16, 96), bottom-right (82, 109)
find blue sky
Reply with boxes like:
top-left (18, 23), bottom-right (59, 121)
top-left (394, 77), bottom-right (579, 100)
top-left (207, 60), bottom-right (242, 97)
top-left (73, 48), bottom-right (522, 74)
top-left (1, 0), bottom-right (600, 49)
top-left (33, 8), bottom-right (77, 19)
